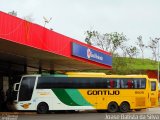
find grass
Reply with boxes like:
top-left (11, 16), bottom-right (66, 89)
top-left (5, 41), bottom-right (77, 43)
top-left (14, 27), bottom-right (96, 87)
top-left (81, 57), bottom-right (159, 74)
top-left (124, 58), bottom-right (158, 70)
top-left (110, 57), bottom-right (159, 74)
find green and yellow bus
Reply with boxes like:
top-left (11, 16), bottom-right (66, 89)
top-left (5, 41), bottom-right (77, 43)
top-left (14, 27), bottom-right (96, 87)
top-left (13, 72), bottom-right (158, 113)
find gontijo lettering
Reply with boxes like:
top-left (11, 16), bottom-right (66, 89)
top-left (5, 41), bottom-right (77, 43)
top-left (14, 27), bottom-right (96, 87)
top-left (87, 90), bottom-right (120, 95)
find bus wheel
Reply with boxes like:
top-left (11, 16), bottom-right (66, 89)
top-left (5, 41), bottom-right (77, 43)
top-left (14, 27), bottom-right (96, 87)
top-left (37, 102), bottom-right (49, 114)
top-left (107, 102), bottom-right (118, 113)
top-left (119, 102), bottom-right (130, 113)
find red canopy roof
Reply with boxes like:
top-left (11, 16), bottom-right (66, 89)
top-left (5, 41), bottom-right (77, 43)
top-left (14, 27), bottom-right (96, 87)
top-left (0, 11), bottom-right (112, 70)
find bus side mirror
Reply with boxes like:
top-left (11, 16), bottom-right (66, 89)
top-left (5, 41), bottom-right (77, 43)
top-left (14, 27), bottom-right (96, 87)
top-left (14, 83), bottom-right (19, 91)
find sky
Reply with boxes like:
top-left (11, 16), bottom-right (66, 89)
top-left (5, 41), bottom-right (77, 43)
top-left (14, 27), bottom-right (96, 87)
top-left (0, 0), bottom-right (160, 58)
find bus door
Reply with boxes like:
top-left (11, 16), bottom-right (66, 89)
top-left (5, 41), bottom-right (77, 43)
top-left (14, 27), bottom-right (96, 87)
top-left (17, 76), bottom-right (36, 110)
top-left (149, 79), bottom-right (158, 107)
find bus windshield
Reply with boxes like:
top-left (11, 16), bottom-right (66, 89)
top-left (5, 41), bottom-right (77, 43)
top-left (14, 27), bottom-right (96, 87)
top-left (18, 77), bottom-right (36, 101)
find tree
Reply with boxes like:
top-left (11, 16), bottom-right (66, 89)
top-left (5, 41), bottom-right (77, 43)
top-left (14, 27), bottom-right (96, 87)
top-left (126, 46), bottom-right (139, 59)
top-left (109, 32), bottom-right (127, 54)
top-left (136, 35), bottom-right (145, 59)
top-left (148, 37), bottom-right (159, 61)
top-left (84, 30), bottom-right (94, 45)
top-left (120, 45), bottom-right (127, 57)
top-left (43, 16), bottom-right (52, 28)
top-left (85, 31), bottom-right (112, 51)
top-left (8, 11), bottom-right (17, 16)
top-left (84, 31), bottom-right (128, 54)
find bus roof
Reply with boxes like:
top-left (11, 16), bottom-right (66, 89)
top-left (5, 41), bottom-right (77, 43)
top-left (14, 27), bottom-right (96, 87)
top-left (149, 78), bottom-right (158, 81)
top-left (66, 72), bottom-right (148, 78)
top-left (105, 75), bottom-right (148, 78)
top-left (65, 72), bottom-right (106, 77)
top-left (21, 73), bottom-right (149, 79)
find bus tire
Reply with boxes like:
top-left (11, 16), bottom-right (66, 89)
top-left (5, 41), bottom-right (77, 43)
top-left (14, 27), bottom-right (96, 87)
top-left (37, 102), bottom-right (49, 114)
top-left (119, 102), bottom-right (130, 113)
top-left (107, 102), bottom-right (118, 113)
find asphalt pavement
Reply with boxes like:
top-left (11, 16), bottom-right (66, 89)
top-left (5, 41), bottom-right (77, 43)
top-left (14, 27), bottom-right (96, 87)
top-left (0, 107), bottom-right (160, 120)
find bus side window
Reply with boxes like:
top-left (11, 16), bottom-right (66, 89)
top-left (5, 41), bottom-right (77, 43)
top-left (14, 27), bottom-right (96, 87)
top-left (133, 80), bottom-right (138, 88)
top-left (151, 81), bottom-right (156, 91)
top-left (114, 79), bottom-right (120, 88)
top-left (120, 79), bottom-right (128, 88)
top-left (106, 80), bottom-right (110, 88)
top-left (99, 79), bottom-right (107, 88)
top-left (140, 79), bottom-right (146, 88)
top-left (89, 79), bottom-right (95, 88)
top-left (133, 79), bottom-right (146, 89)
top-left (107, 79), bottom-right (120, 89)
top-left (110, 80), bottom-right (114, 89)
top-left (120, 79), bottom-right (124, 88)
top-left (127, 80), bottom-right (133, 89)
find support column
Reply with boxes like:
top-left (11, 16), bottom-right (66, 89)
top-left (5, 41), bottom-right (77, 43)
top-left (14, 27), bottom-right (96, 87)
top-left (50, 70), bottom-right (55, 74)
top-left (24, 64), bottom-right (27, 74)
top-left (0, 76), bottom-right (3, 90)
top-left (38, 67), bottom-right (42, 74)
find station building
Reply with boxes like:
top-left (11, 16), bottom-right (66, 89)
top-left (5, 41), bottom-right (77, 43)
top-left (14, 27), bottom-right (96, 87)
top-left (0, 11), bottom-right (112, 94)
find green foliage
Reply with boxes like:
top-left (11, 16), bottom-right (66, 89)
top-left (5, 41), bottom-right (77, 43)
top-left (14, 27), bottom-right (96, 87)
top-left (125, 46), bottom-right (139, 58)
top-left (84, 30), bottom-right (160, 74)
top-left (8, 11), bottom-right (17, 16)
top-left (148, 38), bottom-right (159, 61)
top-left (137, 35), bottom-right (145, 59)
top-left (112, 57), bottom-right (158, 74)
top-left (82, 57), bottom-right (158, 75)
top-left (84, 31), bottom-right (128, 54)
